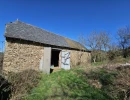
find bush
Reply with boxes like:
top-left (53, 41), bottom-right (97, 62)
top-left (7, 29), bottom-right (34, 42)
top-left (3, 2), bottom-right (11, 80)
top-left (7, 69), bottom-right (41, 100)
top-left (88, 69), bottom-right (117, 85)
top-left (98, 69), bottom-right (117, 85)
top-left (0, 75), bottom-right (12, 100)
top-left (107, 51), bottom-right (116, 60)
top-left (110, 56), bottom-right (128, 64)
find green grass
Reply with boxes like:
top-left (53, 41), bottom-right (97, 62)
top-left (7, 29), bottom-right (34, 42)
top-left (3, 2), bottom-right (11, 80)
top-left (25, 68), bottom-right (113, 100)
top-left (91, 62), bottom-right (104, 66)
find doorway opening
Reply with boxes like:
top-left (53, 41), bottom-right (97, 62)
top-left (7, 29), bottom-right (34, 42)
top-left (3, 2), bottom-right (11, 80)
top-left (50, 49), bottom-right (61, 73)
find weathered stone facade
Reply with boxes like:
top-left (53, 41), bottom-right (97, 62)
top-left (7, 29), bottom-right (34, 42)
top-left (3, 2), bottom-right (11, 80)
top-left (3, 39), bottom-right (44, 73)
top-left (3, 38), bottom-right (91, 73)
top-left (70, 50), bottom-right (91, 67)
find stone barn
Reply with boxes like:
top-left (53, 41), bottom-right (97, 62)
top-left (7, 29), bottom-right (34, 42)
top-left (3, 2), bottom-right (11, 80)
top-left (3, 20), bottom-right (91, 74)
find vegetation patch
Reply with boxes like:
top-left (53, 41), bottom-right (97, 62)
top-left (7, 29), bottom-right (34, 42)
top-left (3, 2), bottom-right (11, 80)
top-left (0, 75), bottom-right (12, 100)
top-left (87, 65), bottom-right (130, 100)
top-left (7, 69), bottom-right (41, 100)
top-left (25, 69), bottom-right (112, 100)
top-left (1, 64), bottom-right (130, 100)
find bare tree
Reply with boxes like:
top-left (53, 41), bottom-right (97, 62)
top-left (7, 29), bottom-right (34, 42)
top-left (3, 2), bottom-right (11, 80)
top-left (117, 26), bottom-right (130, 58)
top-left (109, 43), bottom-right (119, 51)
top-left (100, 32), bottom-right (110, 51)
top-left (85, 31), bottom-right (110, 62)
top-left (78, 31), bottom-right (110, 63)
top-left (86, 32), bottom-right (99, 62)
top-left (86, 32), bottom-right (98, 50)
top-left (77, 33), bottom-right (87, 65)
top-left (86, 31), bottom-right (110, 50)
top-left (78, 33), bottom-right (86, 46)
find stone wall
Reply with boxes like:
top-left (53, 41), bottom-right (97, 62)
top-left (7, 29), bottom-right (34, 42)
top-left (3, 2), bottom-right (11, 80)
top-left (3, 39), bottom-right (44, 73)
top-left (3, 38), bottom-right (91, 73)
top-left (70, 50), bottom-right (91, 67)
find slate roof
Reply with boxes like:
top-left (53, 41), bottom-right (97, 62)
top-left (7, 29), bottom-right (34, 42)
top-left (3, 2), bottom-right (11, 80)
top-left (5, 20), bottom-right (88, 51)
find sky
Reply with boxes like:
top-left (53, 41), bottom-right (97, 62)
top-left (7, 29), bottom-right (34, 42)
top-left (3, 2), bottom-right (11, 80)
top-left (0, 0), bottom-right (130, 50)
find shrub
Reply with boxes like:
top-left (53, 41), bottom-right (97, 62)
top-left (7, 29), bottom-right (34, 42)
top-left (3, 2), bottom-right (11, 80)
top-left (0, 75), bottom-right (12, 100)
top-left (97, 69), bottom-right (117, 85)
top-left (7, 69), bottom-right (41, 100)
top-left (107, 51), bottom-right (116, 60)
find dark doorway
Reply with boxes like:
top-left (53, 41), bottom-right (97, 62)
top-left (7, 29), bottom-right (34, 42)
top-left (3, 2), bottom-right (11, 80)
top-left (50, 49), bottom-right (60, 73)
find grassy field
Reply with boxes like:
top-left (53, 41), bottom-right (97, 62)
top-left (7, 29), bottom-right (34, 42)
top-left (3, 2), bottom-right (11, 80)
top-left (24, 68), bottom-right (118, 100)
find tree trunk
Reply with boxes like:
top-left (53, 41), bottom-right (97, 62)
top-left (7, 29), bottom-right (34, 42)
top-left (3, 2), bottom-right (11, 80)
top-left (93, 57), bottom-right (96, 63)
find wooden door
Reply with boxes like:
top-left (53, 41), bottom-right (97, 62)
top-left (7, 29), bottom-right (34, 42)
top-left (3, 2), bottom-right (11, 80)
top-left (61, 51), bottom-right (70, 70)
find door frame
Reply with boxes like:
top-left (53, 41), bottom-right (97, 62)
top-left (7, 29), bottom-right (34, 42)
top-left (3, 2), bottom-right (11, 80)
top-left (43, 47), bottom-right (51, 74)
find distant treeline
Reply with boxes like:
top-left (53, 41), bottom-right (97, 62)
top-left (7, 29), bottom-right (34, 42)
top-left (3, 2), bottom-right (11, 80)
top-left (78, 26), bottom-right (130, 62)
